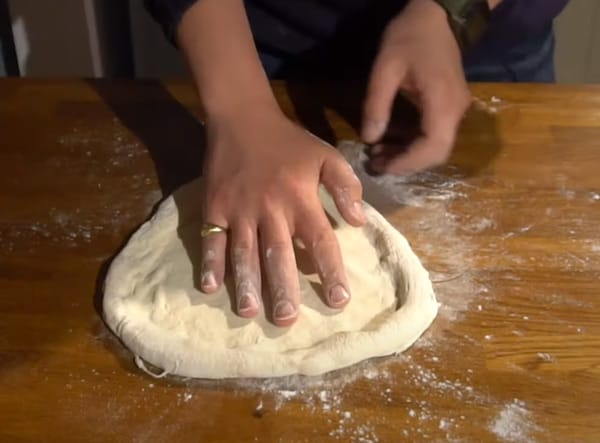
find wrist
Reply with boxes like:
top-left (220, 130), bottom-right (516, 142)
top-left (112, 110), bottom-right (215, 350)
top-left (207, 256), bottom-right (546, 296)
top-left (204, 96), bottom-right (284, 131)
top-left (176, 0), bottom-right (280, 126)
top-left (202, 88), bottom-right (279, 124)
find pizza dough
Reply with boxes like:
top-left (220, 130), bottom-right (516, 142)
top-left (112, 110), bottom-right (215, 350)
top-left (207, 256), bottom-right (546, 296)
top-left (103, 178), bottom-right (438, 379)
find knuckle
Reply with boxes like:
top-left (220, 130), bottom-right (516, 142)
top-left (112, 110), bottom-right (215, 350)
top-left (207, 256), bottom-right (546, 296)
top-left (260, 176), bottom-right (294, 202)
top-left (309, 226), bottom-right (337, 252)
top-left (201, 234), bottom-right (222, 252)
top-left (258, 195), bottom-right (281, 216)
top-left (377, 57), bottom-right (400, 78)
top-left (264, 241), bottom-right (288, 260)
top-left (204, 186), bottom-right (229, 214)
top-left (272, 287), bottom-right (290, 304)
top-left (202, 235), bottom-right (223, 258)
top-left (232, 242), bottom-right (252, 257)
top-left (201, 250), bottom-right (220, 273)
top-left (202, 247), bottom-right (217, 261)
top-left (236, 279), bottom-right (256, 297)
top-left (201, 257), bottom-right (215, 270)
top-left (332, 186), bottom-right (353, 208)
top-left (285, 178), bottom-right (307, 201)
top-left (262, 185), bottom-right (306, 214)
top-left (310, 232), bottom-right (341, 280)
top-left (369, 58), bottom-right (398, 89)
top-left (232, 253), bottom-right (251, 280)
top-left (349, 174), bottom-right (363, 196)
top-left (326, 157), bottom-right (362, 195)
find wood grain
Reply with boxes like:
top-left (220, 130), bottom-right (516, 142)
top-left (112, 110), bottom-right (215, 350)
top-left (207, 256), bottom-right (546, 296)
top-left (0, 79), bottom-right (599, 442)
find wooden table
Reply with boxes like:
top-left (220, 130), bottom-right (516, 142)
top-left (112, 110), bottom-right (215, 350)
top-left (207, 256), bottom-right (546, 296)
top-left (1, 79), bottom-right (599, 442)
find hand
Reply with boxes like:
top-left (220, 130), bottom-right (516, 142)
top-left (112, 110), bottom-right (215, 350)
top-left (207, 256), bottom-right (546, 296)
top-left (200, 103), bottom-right (365, 327)
top-left (362, 0), bottom-right (471, 174)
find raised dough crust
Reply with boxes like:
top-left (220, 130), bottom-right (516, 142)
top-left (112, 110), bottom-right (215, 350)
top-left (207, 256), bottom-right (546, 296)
top-left (103, 178), bottom-right (438, 379)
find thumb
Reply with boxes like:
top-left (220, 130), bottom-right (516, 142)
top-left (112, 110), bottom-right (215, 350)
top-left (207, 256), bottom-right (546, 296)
top-left (381, 82), bottom-right (467, 174)
top-left (320, 155), bottom-right (365, 227)
top-left (362, 54), bottom-right (404, 144)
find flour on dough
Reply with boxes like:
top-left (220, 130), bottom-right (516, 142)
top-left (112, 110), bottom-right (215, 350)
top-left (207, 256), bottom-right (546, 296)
top-left (103, 170), bottom-right (438, 379)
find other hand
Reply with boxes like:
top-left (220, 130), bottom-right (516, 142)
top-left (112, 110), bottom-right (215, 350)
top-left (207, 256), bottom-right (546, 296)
top-left (362, 0), bottom-right (472, 174)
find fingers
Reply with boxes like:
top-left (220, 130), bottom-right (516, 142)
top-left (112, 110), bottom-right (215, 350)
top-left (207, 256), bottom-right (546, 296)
top-left (260, 214), bottom-right (300, 327)
top-left (200, 218), bottom-right (227, 294)
top-left (230, 222), bottom-right (261, 318)
top-left (372, 80), bottom-right (470, 175)
top-left (362, 52), bottom-right (405, 144)
top-left (321, 156), bottom-right (365, 227)
top-left (371, 137), bottom-right (447, 174)
top-left (296, 206), bottom-right (351, 310)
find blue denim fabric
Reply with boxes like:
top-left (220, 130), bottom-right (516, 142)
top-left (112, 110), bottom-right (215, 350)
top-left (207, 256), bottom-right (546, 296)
top-left (144, 0), bottom-right (560, 83)
top-left (464, 26), bottom-right (556, 82)
top-left (259, 27), bottom-right (557, 83)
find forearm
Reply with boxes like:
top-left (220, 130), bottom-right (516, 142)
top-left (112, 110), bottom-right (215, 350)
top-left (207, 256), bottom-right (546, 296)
top-left (176, 0), bottom-right (277, 120)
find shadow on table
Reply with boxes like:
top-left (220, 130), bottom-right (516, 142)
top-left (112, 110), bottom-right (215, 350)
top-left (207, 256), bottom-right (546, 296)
top-left (88, 79), bottom-right (206, 195)
top-left (88, 79), bottom-right (212, 374)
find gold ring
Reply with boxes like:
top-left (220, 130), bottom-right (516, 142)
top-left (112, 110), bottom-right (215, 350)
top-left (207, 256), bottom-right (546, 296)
top-left (200, 222), bottom-right (228, 238)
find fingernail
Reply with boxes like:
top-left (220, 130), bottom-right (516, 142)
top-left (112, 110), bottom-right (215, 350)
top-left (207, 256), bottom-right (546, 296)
top-left (329, 285), bottom-right (350, 306)
top-left (201, 271), bottom-right (217, 291)
top-left (352, 201), bottom-right (366, 222)
top-left (238, 292), bottom-right (258, 314)
top-left (274, 300), bottom-right (297, 321)
top-left (362, 120), bottom-right (386, 143)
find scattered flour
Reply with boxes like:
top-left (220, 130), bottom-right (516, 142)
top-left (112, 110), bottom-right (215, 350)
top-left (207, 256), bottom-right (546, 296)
top-left (490, 399), bottom-right (540, 443)
top-left (472, 95), bottom-right (507, 114)
top-left (190, 349), bottom-right (500, 441)
top-left (0, 122), bottom-right (162, 256)
top-left (340, 141), bottom-right (491, 323)
top-left (339, 142), bottom-right (470, 210)
top-left (536, 353), bottom-right (556, 363)
top-left (55, 139), bottom-right (594, 440)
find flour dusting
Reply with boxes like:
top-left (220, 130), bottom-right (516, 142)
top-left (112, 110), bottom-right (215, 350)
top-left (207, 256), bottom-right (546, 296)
top-left (472, 95), bottom-right (508, 114)
top-left (340, 141), bottom-right (490, 324)
top-left (491, 399), bottom-right (540, 443)
top-left (0, 121), bottom-right (162, 257)
top-left (79, 139), bottom-right (596, 440)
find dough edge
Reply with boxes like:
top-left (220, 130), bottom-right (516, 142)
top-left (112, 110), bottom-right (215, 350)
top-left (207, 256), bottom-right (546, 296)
top-left (103, 179), bottom-right (439, 379)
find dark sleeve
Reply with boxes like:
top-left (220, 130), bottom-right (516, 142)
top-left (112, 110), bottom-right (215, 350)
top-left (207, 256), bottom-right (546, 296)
top-left (144, 0), bottom-right (198, 43)
top-left (493, 0), bottom-right (570, 35)
top-left (473, 0), bottom-right (569, 54)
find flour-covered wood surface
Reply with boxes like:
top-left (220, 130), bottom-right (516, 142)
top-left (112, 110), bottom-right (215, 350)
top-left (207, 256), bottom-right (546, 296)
top-left (0, 80), bottom-right (599, 442)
